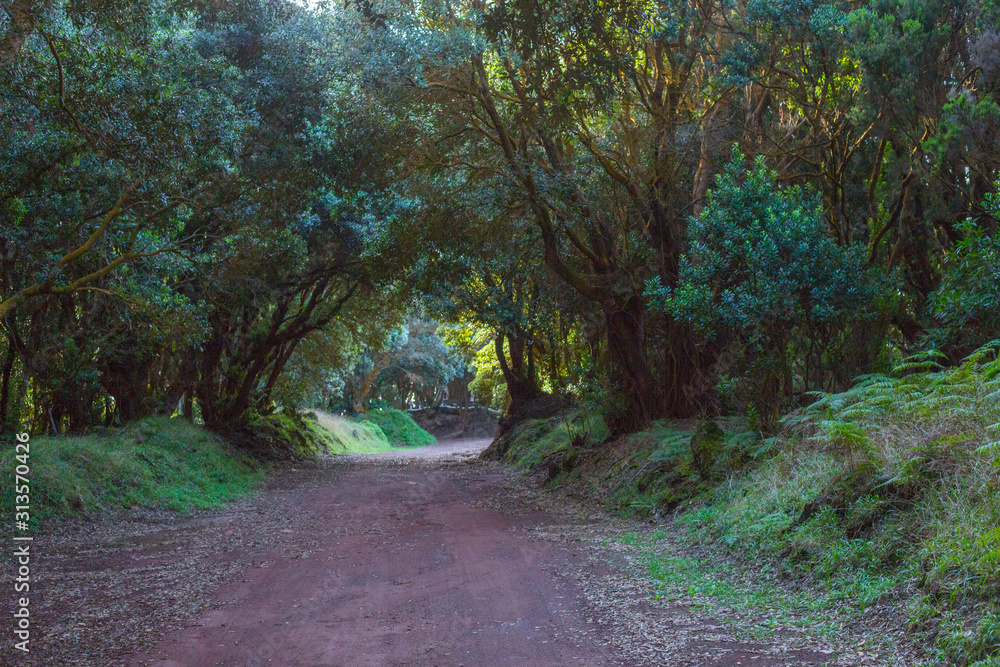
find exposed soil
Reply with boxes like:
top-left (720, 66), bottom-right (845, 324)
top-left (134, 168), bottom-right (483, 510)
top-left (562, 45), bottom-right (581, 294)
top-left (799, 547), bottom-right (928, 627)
top-left (410, 407), bottom-right (498, 440)
top-left (4, 441), bottom-right (896, 666)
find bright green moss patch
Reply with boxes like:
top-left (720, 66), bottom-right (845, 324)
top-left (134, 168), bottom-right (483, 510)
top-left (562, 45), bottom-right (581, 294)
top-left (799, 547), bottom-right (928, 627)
top-left (250, 411), bottom-right (338, 457)
top-left (357, 408), bottom-right (436, 447)
top-left (310, 410), bottom-right (395, 453)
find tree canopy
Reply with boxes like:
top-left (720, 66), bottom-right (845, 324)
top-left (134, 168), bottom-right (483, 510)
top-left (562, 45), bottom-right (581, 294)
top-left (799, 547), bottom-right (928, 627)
top-left (2, 0), bottom-right (998, 438)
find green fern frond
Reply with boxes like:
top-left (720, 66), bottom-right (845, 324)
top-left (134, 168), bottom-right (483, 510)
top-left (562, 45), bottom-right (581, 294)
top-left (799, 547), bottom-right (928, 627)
top-left (974, 441), bottom-right (1000, 456)
top-left (965, 340), bottom-right (1000, 364)
top-left (893, 350), bottom-right (947, 376)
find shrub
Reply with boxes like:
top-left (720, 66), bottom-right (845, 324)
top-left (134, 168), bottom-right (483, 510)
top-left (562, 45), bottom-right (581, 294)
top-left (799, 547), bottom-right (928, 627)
top-left (685, 342), bottom-right (1000, 664)
top-left (647, 149), bottom-right (891, 430)
top-left (929, 187), bottom-right (1000, 353)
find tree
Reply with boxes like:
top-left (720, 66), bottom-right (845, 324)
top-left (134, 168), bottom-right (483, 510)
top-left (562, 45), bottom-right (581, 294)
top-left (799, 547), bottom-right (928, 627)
top-left (340, 0), bottom-right (742, 433)
top-left (1, 0), bottom-right (397, 433)
top-left (648, 151), bottom-right (890, 430)
top-left (929, 183), bottom-right (1000, 353)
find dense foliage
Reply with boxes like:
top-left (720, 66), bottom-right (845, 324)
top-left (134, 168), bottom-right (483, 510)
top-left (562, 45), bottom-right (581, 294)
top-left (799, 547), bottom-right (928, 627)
top-left (3, 0), bottom-right (999, 439)
top-left (648, 152), bottom-right (891, 429)
top-left (1, 0), bottom-right (408, 432)
top-left (333, 0), bottom-right (1000, 434)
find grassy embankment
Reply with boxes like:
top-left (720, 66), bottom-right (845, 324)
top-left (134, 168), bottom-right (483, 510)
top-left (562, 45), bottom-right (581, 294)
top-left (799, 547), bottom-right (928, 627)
top-left (1, 408), bottom-right (435, 529)
top-left (311, 408), bottom-right (437, 452)
top-left (357, 408), bottom-right (438, 448)
top-left (494, 346), bottom-right (1000, 667)
top-left (1, 416), bottom-right (265, 530)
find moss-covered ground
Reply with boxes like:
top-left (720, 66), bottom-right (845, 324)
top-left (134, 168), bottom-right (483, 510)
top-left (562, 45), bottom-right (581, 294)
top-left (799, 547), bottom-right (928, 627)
top-left (356, 408), bottom-right (437, 448)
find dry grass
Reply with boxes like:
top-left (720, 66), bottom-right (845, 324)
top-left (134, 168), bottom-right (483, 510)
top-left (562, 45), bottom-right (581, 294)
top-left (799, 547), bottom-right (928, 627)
top-left (311, 410), bottom-right (397, 453)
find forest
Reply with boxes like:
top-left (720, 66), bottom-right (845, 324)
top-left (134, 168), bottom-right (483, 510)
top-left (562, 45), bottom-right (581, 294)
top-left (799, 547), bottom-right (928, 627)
top-left (2, 0), bottom-right (1000, 663)
top-left (2, 0), bottom-right (999, 436)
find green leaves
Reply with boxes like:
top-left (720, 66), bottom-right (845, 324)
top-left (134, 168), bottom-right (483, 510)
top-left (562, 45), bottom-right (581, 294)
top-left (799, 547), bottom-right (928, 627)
top-left (651, 150), bottom-right (878, 336)
top-left (929, 196), bottom-right (1000, 351)
top-left (646, 148), bottom-right (893, 428)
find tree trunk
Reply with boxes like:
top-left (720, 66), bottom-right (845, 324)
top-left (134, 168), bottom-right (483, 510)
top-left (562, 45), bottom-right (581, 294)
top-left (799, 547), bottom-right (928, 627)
top-left (103, 354), bottom-right (153, 424)
top-left (662, 316), bottom-right (716, 417)
top-left (0, 337), bottom-right (15, 430)
top-left (162, 353), bottom-right (198, 417)
top-left (605, 298), bottom-right (715, 435)
top-left (495, 332), bottom-right (542, 418)
top-left (104, 394), bottom-right (115, 427)
top-left (603, 296), bottom-right (657, 435)
top-left (0, 0), bottom-right (36, 68)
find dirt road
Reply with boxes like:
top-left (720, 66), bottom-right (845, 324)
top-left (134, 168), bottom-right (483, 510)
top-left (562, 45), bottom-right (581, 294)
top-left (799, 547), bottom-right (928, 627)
top-left (10, 440), bottom-right (890, 667)
top-left (130, 440), bottom-right (619, 666)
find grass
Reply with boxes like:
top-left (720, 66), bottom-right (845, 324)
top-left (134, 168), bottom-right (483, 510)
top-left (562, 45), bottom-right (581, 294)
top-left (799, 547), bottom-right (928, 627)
top-left (626, 529), bottom-right (847, 640)
top-left (253, 409), bottom-right (436, 455)
top-left (0, 406), bottom-right (437, 535)
top-left (356, 408), bottom-right (436, 447)
top-left (680, 345), bottom-right (1000, 665)
top-left (501, 409), bottom-right (610, 469)
top-left (311, 410), bottom-right (398, 454)
top-left (0, 416), bottom-right (265, 531)
top-left (250, 410), bottom-right (340, 457)
top-left (500, 343), bottom-right (1000, 666)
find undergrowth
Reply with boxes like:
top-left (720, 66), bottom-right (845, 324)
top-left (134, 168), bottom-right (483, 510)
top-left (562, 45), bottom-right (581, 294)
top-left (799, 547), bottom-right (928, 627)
top-left (250, 410), bottom-right (339, 457)
top-left (500, 342), bottom-right (1000, 666)
top-left (497, 410), bottom-right (752, 517)
top-left (685, 343), bottom-right (1000, 666)
top-left (514, 410), bottom-right (610, 468)
top-left (311, 410), bottom-right (392, 453)
top-left (0, 416), bottom-right (265, 530)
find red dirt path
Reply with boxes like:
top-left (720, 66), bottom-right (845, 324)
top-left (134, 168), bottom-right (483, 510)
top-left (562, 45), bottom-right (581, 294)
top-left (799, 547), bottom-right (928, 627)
top-left (129, 441), bottom-right (620, 666)
top-left (7, 439), bottom-right (871, 667)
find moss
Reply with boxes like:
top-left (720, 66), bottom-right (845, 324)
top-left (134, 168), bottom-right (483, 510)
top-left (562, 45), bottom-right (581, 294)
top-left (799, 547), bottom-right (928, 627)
top-left (0, 416), bottom-right (265, 530)
top-left (357, 408), bottom-right (436, 447)
top-left (499, 411), bottom-right (609, 469)
top-left (310, 410), bottom-right (397, 453)
top-left (690, 419), bottom-right (725, 478)
top-left (250, 411), bottom-right (336, 458)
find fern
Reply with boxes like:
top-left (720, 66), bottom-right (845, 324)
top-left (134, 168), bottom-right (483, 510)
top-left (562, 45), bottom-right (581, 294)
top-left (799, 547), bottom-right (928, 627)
top-left (893, 349), bottom-right (948, 376)
top-left (796, 341), bottom-right (1000, 476)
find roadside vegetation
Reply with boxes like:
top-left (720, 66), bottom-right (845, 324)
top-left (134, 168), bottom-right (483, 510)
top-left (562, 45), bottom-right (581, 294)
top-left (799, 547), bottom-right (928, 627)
top-left (310, 411), bottom-right (395, 454)
top-left (1, 407), bottom-right (437, 532)
top-left (0, 417), bottom-right (265, 530)
top-left (357, 408), bottom-right (438, 448)
top-left (313, 408), bottom-right (437, 453)
top-left (493, 343), bottom-right (1000, 666)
